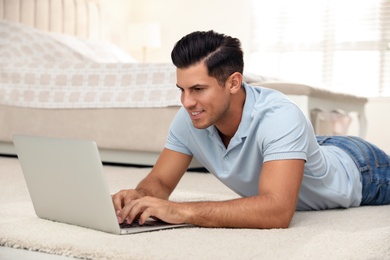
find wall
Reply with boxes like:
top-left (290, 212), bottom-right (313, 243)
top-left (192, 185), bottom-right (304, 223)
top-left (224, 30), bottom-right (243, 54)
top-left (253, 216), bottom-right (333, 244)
top-left (98, 0), bottom-right (134, 48)
top-left (99, 0), bottom-right (252, 62)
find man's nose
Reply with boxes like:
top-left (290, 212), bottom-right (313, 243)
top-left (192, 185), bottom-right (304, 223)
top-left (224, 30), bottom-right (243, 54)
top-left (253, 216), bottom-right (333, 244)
top-left (181, 92), bottom-right (196, 108)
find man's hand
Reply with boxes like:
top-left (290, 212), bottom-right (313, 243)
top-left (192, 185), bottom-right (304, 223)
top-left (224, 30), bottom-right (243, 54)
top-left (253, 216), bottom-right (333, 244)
top-left (112, 189), bottom-right (144, 221)
top-left (116, 196), bottom-right (187, 225)
top-left (111, 149), bottom-right (192, 224)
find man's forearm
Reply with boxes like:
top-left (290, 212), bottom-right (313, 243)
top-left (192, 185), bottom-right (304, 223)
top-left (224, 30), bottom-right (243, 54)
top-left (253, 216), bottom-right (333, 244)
top-left (135, 175), bottom-right (173, 200)
top-left (181, 195), bottom-right (296, 229)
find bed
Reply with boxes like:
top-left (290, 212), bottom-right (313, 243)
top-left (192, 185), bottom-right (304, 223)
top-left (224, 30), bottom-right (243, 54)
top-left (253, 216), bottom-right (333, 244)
top-left (0, 0), bottom-right (368, 167)
top-left (0, 0), bottom-right (185, 166)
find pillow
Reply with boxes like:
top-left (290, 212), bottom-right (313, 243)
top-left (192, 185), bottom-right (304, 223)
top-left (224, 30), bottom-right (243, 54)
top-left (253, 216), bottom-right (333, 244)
top-left (0, 20), bottom-right (137, 63)
top-left (48, 32), bottom-right (137, 63)
top-left (0, 20), bottom-right (85, 62)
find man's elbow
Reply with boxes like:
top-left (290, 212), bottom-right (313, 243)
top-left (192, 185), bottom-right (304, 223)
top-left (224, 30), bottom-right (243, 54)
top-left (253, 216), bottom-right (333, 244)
top-left (265, 207), bottom-right (295, 229)
top-left (275, 219), bottom-right (292, 229)
top-left (264, 217), bottom-right (292, 229)
top-left (249, 212), bottom-right (294, 229)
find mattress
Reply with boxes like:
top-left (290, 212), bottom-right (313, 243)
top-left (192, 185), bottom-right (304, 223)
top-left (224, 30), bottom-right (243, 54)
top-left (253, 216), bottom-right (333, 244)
top-left (0, 104), bottom-right (180, 165)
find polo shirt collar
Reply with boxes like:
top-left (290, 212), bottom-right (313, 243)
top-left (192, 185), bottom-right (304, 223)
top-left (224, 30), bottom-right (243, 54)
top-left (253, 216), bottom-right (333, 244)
top-left (206, 82), bottom-right (255, 144)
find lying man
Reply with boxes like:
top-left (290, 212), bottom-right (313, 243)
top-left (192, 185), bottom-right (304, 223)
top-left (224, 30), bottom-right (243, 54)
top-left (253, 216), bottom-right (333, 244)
top-left (112, 30), bottom-right (390, 229)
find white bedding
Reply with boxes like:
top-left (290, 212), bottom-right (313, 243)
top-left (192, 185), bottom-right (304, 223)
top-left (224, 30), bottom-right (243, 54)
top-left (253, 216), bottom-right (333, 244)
top-left (0, 61), bottom-right (181, 109)
top-left (0, 20), bottom-right (181, 109)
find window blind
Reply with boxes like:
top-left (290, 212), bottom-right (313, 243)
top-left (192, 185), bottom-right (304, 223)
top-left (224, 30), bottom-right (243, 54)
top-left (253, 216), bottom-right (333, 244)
top-left (248, 0), bottom-right (390, 97)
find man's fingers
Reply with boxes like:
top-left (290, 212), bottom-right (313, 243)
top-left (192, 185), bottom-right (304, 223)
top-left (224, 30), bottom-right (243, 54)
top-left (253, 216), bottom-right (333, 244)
top-left (123, 199), bottom-right (145, 224)
top-left (117, 196), bottom-right (152, 224)
top-left (115, 195), bottom-right (179, 226)
top-left (138, 208), bottom-right (155, 225)
top-left (112, 191), bottom-right (125, 212)
top-left (112, 189), bottom-right (142, 214)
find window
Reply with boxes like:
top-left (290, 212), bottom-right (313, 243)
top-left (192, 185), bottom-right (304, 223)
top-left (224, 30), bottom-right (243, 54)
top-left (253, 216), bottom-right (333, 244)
top-left (248, 0), bottom-right (390, 96)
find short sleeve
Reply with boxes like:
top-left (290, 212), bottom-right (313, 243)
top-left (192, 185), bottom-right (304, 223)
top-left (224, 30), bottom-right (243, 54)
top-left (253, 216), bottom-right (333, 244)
top-left (165, 107), bottom-right (193, 156)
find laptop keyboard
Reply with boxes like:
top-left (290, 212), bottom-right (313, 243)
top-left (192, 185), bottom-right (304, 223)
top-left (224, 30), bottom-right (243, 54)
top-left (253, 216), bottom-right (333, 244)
top-left (119, 219), bottom-right (158, 229)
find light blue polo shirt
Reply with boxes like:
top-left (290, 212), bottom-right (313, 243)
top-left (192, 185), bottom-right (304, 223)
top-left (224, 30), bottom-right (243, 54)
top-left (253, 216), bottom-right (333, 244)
top-left (165, 83), bottom-right (362, 210)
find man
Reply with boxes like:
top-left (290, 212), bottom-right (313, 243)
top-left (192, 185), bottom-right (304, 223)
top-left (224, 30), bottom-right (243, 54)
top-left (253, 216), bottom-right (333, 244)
top-left (112, 30), bottom-right (390, 229)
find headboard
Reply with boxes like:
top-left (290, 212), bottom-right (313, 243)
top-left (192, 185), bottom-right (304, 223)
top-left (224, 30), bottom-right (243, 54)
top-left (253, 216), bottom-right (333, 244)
top-left (0, 0), bottom-right (102, 40)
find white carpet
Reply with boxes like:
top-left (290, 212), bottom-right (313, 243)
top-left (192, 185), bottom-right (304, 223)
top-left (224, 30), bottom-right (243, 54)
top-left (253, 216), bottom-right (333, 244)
top-left (0, 156), bottom-right (389, 260)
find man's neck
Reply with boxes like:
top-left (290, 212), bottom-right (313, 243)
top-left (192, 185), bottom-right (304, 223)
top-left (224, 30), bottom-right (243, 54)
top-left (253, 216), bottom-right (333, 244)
top-left (216, 87), bottom-right (246, 148)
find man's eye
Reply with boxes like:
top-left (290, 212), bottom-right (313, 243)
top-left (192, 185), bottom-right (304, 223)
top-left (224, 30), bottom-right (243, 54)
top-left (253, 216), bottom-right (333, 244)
top-left (194, 88), bottom-right (203, 91)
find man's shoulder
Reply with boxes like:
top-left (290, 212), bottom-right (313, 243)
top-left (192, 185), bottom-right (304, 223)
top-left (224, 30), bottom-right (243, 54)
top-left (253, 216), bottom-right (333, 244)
top-left (243, 83), bottom-right (300, 117)
top-left (244, 83), bottom-right (291, 103)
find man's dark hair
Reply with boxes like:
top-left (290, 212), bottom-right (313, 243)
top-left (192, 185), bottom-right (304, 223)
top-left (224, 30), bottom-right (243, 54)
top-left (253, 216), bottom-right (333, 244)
top-left (171, 30), bottom-right (244, 86)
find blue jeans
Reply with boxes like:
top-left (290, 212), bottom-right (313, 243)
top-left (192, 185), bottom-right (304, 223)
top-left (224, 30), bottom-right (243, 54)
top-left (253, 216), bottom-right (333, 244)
top-left (316, 136), bottom-right (390, 206)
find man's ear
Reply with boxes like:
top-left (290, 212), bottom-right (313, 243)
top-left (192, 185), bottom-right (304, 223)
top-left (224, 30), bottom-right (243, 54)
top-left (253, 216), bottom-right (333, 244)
top-left (228, 72), bottom-right (243, 94)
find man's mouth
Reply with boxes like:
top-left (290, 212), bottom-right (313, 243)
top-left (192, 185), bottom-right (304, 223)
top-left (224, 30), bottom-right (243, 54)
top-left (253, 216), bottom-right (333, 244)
top-left (189, 110), bottom-right (203, 119)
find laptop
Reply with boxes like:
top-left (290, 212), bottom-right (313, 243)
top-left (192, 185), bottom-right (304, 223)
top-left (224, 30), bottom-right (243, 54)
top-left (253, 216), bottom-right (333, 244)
top-left (12, 134), bottom-right (191, 235)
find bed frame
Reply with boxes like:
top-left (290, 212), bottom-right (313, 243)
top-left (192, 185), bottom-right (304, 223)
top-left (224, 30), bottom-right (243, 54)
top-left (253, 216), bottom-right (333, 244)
top-left (0, 0), bottom-right (102, 40)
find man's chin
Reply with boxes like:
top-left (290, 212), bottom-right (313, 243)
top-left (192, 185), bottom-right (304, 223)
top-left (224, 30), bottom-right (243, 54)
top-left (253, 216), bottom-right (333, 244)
top-left (191, 120), bottom-right (209, 129)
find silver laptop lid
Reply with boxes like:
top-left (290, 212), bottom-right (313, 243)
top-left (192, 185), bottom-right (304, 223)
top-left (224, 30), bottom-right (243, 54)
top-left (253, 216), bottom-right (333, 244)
top-left (12, 135), bottom-right (121, 234)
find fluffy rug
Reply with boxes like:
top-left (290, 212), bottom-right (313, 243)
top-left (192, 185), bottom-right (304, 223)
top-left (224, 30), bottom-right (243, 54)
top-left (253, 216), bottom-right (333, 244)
top-left (0, 156), bottom-right (389, 260)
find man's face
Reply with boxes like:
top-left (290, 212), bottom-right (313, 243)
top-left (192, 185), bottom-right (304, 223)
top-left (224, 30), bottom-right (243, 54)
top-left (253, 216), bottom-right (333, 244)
top-left (176, 62), bottom-right (232, 129)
